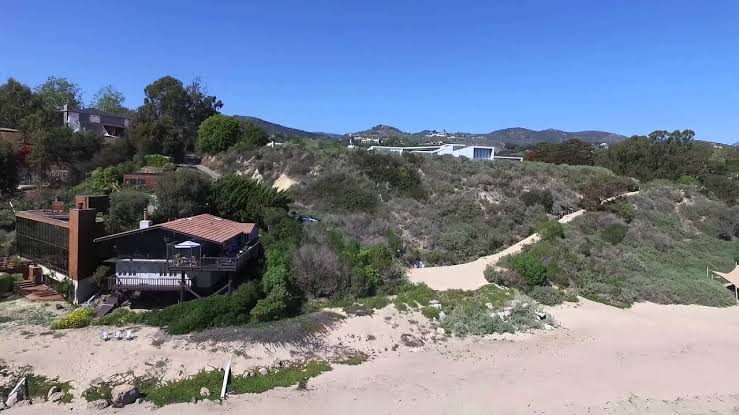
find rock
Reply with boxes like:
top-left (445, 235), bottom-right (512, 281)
top-left (86, 400), bottom-right (110, 410)
top-left (48, 392), bottom-right (64, 402)
top-left (438, 311), bottom-right (447, 322)
top-left (199, 387), bottom-right (210, 397)
top-left (485, 302), bottom-right (494, 310)
top-left (436, 327), bottom-right (445, 335)
top-left (258, 367), bottom-right (268, 376)
top-left (190, 397), bottom-right (197, 404)
top-left (13, 400), bottom-right (30, 407)
top-left (544, 323), bottom-right (554, 331)
top-left (535, 311), bottom-right (547, 320)
top-left (135, 398), bottom-right (144, 404)
top-left (111, 384), bottom-right (139, 406)
top-left (400, 333), bottom-right (425, 348)
top-left (430, 303), bottom-right (442, 309)
top-left (55, 303), bottom-right (64, 310)
top-left (47, 386), bottom-right (60, 400)
top-left (429, 300), bottom-right (439, 305)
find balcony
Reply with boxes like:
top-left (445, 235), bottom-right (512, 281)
top-left (166, 240), bottom-right (260, 272)
top-left (108, 276), bottom-right (190, 292)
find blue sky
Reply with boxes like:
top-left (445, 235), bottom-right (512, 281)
top-left (2, 0), bottom-right (738, 143)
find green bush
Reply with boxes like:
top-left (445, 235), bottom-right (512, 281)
top-left (51, 307), bottom-right (95, 329)
top-left (197, 114), bottom-right (243, 154)
top-left (483, 265), bottom-right (525, 289)
top-left (509, 252), bottom-right (550, 287)
top-left (602, 223), bottom-right (628, 245)
top-left (350, 265), bottom-right (383, 298)
top-left (250, 285), bottom-right (290, 322)
top-left (538, 220), bottom-right (565, 240)
top-left (309, 172), bottom-right (379, 212)
top-left (677, 175), bottom-right (700, 186)
top-left (605, 200), bottom-right (635, 223)
top-left (528, 286), bottom-right (564, 306)
top-left (0, 273), bottom-right (16, 295)
top-left (93, 308), bottom-right (147, 326)
top-left (520, 190), bottom-right (554, 213)
top-left (146, 282), bottom-right (261, 334)
top-left (143, 154), bottom-right (171, 168)
top-left (209, 175), bottom-right (290, 226)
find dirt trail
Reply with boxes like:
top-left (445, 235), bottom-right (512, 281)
top-left (408, 191), bottom-right (639, 291)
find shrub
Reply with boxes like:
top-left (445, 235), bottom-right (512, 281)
top-left (605, 200), bottom-right (635, 223)
top-left (677, 175), bottom-right (699, 186)
top-left (483, 266), bottom-right (525, 288)
top-left (354, 152), bottom-right (426, 200)
top-left (90, 265), bottom-right (112, 288)
top-left (520, 190), bottom-right (554, 213)
top-left (718, 214), bottom-right (737, 240)
top-left (309, 172), bottom-right (379, 212)
top-left (143, 154), bottom-right (171, 168)
top-left (538, 220), bottom-right (565, 240)
top-left (146, 282), bottom-right (261, 334)
top-left (197, 114), bottom-right (243, 154)
top-left (250, 285), bottom-right (290, 322)
top-left (51, 307), bottom-right (95, 329)
top-left (93, 308), bottom-right (147, 326)
top-left (528, 286), bottom-right (564, 306)
top-left (602, 223), bottom-right (628, 245)
top-left (350, 265), bottom-right (383, 298)
top-left (0, 273), bottom-right (17, 295)
top-left (209, 175), bottom-right (290, 226)
top-left (155, 170), bottom-right (210, 221)
top-left (509, 252), bottom-right (550, 287)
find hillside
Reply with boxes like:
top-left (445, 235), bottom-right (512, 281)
top-left (213, 142), bottom-right (622, 266)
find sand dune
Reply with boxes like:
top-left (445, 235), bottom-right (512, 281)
top-left (5, 298), bottom-right (739, 414)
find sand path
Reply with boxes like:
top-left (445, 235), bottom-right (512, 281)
top-left (7, 299), bottom-right (739, 414)
top-left (408, 191), bottom-right (640, 291)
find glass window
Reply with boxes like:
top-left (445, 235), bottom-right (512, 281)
top-left (16, 217), bottom-right (70, 274)
top-left (473, 148), bottom-right (493, 159)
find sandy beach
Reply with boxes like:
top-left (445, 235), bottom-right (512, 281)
top-left (3, 297), bottom-right (739, 414)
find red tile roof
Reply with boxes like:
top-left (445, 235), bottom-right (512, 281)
top-left (159, 214), bottom-right (257, 244)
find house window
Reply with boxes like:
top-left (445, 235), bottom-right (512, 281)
top-left (452, 145), bottom-right (465, 151)
top-left (89, 115), bottom-right (101, 124)
top-left (473, 148), bottom-right (492, 159)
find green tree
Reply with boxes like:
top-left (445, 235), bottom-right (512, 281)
top-left (34, 76), bottom-right (83, 109)
top-left (72, 162), bottom-right (137, 194)
top-left (129, 116), bottom-right (184, 161)
top-left (0, 78), bottom-right (55, 140)
top-left (136, 76), bottom-right (223, 156)
top-left (106, 190), bottom-right (150, 234)
top-left (154, 169), bottom-right (210, 220)
top-left (239, 120), bottom-right (270, 148)
top-left (0, 141), bottom-right (18, 196)
top-left (197, 115), bottom-right (242, 154)
top-left (0, 78), bottom-right (38, 129)
top-left (90, 85), bottom-right (127, 114)
top-left (27, 128), bottom-right (100, 175)
top-left (209, 175), bottom-right (290, 226)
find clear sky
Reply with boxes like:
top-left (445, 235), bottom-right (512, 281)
top-left (2, 0), bottom-right (738, 143)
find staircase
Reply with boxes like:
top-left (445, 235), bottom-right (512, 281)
top-left (18, 280), bottom-right (65, 302)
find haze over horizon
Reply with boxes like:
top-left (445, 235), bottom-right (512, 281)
top-left (2, 0), bottom-right (738, 143)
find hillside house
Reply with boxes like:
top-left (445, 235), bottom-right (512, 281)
top-left (368, 144), bottom-right (500, 160)
top-left (61, 104), bottom-right (130, 138)
top-left (94, 214), bottom-right (260, 301)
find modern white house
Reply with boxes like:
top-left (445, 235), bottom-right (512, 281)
top-left (367, 144), bottom-right (521, 161)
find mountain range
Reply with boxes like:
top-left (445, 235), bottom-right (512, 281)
top-left (237, 116), bottom-right (628, 146)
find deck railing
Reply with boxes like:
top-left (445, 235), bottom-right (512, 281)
top-left (108, 276), bottom-right (191, 292)
top-left (166, 241), bottom-right (260, 272)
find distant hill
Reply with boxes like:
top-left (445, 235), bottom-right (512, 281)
top-left (349, 124), bottom-right (627, 146)
top-left (235, 116), bottom-right (628, 146)
top-left (234, 116), bottom-right (341, 140)
top-left (484, 128), bottom-right (626, 146)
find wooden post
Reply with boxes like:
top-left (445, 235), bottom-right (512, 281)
top-left (24, 376), bottom-right (29, 404)
top-left (221, 355), bottom-right (232, 400)
top-left (179, 271), bottom-right (185, 303)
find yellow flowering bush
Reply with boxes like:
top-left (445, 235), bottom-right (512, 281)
top-left (51, 307), bottom-right (95, 330)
